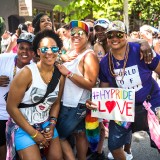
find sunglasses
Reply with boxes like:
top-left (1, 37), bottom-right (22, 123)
top-left (107, 32), bottom-right (124, 39)
top-left (94, 20), bottom-right (108, 25)
top-left (38, 46), bottom-right (59, 54)
top-left (19, 46), bottom-right (33, 51)
top-left (71, 30), bottom-right (85, 37)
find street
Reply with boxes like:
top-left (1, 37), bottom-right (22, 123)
top-left (102, 131), bottom-right (160, 160)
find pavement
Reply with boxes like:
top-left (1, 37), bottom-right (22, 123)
top-left (102, 131), bottom-right (160, 160)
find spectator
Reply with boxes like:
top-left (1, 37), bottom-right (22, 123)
top-left (0, 32), bottom-right (35, 160)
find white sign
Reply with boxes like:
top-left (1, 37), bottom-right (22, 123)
top-left (91, 88), bottom-right (135, 122)
top-left (18, 0), bottom-right (32, 16)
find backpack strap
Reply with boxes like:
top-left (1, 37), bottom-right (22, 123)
top-left (18, 66), bottom-right (61, 108)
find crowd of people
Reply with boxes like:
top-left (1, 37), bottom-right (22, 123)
top-left (0, 12), bottom-right (160, 160)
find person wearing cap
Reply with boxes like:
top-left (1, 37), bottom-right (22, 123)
top-left (6, 29), bottom-right (64, 160)
top-left (97, 20), bottom-right (160, 160)
top-left (93, 18), bottom-right (110, 61)
top-left (6, 23), bottom-right (28, 53)
top-left (0, 32), bottom-right (35, 160)
top-left (32, 13), bottom-right (54, 35)
top-left (56, 20), bottom-right (99, 160)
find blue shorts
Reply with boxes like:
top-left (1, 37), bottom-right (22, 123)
top-left (56, 103), bottom-right (87, 139)
top-left (15, 121), bottom-right (58, 151)
top-left (108, 120), bottom-right (132, 151)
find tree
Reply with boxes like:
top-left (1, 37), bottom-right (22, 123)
top-left (53, 0), bottom-right (160, 30)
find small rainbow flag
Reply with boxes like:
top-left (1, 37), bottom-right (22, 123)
top-left (85, 111), bottom-right (100, 152)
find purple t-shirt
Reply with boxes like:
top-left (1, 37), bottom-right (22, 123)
top-left (99, 42), bottom-right (160, 110)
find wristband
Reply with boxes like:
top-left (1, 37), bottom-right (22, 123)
top-left (50, 116), bottom-right (57, 122)
top-left (66, 71), bottom-right (74, 78)
top-left (31, 130), bottom-right (38, 139)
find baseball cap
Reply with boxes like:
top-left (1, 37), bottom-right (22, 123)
top-left (17, 32), bottom-right (35, 44)
top-left (70, 20), bottom-right (89, 34)
top-left (107, 21), bottom-right (127, 33)
top-left (94, 18), bottom-right (110, 29)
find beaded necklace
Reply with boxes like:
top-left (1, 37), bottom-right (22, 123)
top-left (13, 56), bottom-right (18, 77)
top-left (108, 43), bottom-right (129, 80)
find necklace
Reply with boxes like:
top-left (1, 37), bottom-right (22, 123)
top-left (13, 56), bottom-right (18, 77)
top-left (108, 43), bottom-right (129, 80)
top-left (39, 67), bottom-right (54, 84)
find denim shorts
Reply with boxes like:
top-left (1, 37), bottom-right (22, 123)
top-left (108, 120), bottom-right (132, 151)
top-left (15, 121), bottom-right (58, 151)
top-left (0, 120), bottom-right (7, 146)
top-left (56, 103), bottom-right (87, 139)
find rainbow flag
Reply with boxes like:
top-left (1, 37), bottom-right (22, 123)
top-left (85, 111), bottom-right (100, 152)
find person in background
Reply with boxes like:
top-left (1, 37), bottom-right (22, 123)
top-left (6, 29), bottom-right (64, 160)
top-left (94, 18), bottom-right (110, 61)
top-left (5, 23), bottom-right (28, 53)
top-left (32, 13), bottom-right (54, 35)
top-left (25, 21), bottom-right (34, 33)
top-left (56, 20), bottom-right (99, 160)
top-left (1, 30), bottom-right (11, 53)
top-left (130, 31), bottom-right (140, 39)
top-left (0, 32), bottom-right (35, 160)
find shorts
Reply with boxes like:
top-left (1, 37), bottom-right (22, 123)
top-left (15, 121), bottom-right (58, 151)
top-left (108, 120), bottom-right (132, 151)
top-left (0, 120), bottom-right (7, 146)
top-left (56, 103), bottom-right (87, 139)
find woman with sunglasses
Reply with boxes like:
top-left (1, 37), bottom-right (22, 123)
top-left (56, 20), bottom-right (99, 160)
top-left (6, 29), bottom-right (64, 160)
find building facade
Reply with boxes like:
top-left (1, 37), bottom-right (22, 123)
top-left (0, 0), bottom-right (67, 33)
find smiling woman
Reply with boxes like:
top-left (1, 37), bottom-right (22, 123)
top-left (6, 30), bottom-right (65, 160)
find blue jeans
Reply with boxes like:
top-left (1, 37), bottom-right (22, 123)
top-left (56, 103), bottom-right (87, 139)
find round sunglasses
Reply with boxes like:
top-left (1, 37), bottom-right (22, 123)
top-left (38, 46), bottom-right (59, 54)
top-left (71, 30), bottom-right (85, 37)
top-left (107, 32), bottom-right (124, 39)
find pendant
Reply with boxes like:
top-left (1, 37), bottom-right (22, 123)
top-left (116, 61), bottom-right (121, 67)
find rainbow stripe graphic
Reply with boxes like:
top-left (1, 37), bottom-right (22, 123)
top-left (85, 111), bottom-right (100, 152)
top-left (70, 20), bottom-right (89, 33)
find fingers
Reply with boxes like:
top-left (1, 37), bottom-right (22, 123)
top-left (86, 102), bottom-right (98, 110)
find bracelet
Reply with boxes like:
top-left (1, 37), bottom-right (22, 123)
top-left (50, 122), bottom-right (56, 127)
top-left (50, 116), bottom-right (57, 122)
top-left (50, 119), bottom-right (57, 124)
top-left (31, 130), bottom-right (38, 139)
top-left (66, 71), bottom-right (71, 78)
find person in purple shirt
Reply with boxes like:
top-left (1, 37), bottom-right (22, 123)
top-left (93, 20), bottom-right (160, 160)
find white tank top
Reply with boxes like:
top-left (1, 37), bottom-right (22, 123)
top-left (20, 63), bottom-right (60, 125)
top-left (62, 49), bottom-right (93, 107)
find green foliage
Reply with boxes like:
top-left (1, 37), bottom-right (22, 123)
top-left (0, 17), bottom-right (5, 37)
top-left (53, 0), bottom-right (160, 28)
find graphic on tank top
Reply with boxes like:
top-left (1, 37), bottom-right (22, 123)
top-left (21, 87), bottom-right (58, 124)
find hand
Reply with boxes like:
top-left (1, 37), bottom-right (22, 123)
top-left (41, 126), bottom-right (54, 142)
top-left (155, 108), bottom-right (160, 122)
top-left (34, 131), bottom-right (49, 148)
top-left (0, 75), bottom-right (10, 87)
top-left (56, 64), bottom-right (70, 76)
top-left (86, 99), bottom-right (98, 110)
top-left (139, 40), bottom-right (153, 64)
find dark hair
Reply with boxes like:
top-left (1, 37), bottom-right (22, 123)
top-left (61, 24), bottom-right (70, 30)
top-left (17, 23), bottom-right (28, 37)
top-left (32, 29), bottom-right (63, 56)
top-left (32, 13), bottom-right (53, 35)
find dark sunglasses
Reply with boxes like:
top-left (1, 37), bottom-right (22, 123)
top-left (39, 46), bottom-right (59, 54)
top-left (107, 32), bottom-right (124, 39)
top-left (71, 30), bottom-right (85, 37)
top-left (19, 46), bottom-right (33, 51)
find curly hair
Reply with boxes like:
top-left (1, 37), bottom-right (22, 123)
top-left (32, 29), bottom-right (63, 57)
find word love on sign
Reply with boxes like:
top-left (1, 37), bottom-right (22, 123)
top-left (91, 88), bottom-right (135, 122)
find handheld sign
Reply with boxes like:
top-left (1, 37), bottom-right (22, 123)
top-left (91, 88), bottom-right (135, 122)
